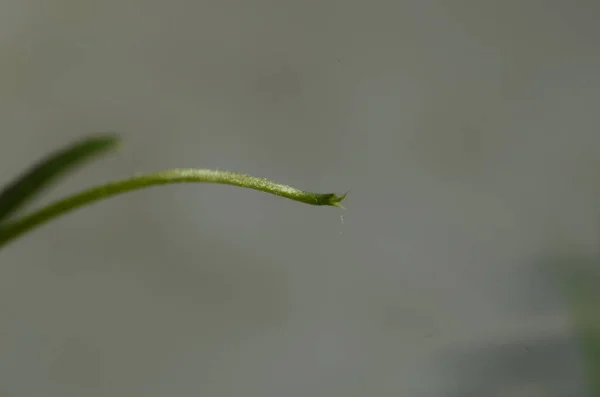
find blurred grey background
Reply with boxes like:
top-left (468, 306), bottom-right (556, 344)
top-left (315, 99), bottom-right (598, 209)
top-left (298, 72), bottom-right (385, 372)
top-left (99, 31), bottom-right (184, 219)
top-left (1, 0), bottom-right (599, 396)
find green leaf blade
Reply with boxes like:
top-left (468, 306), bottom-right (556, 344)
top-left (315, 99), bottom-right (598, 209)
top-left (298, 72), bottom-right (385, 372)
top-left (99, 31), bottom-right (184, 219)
top-left (0, 134), bottom-right (120, 225)
top-left (0, 168), bottom-right (345, 249)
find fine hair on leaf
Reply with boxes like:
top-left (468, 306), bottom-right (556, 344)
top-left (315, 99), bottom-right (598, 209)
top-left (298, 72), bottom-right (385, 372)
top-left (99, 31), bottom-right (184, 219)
top-left (0, 135), bottom-right (346, 249)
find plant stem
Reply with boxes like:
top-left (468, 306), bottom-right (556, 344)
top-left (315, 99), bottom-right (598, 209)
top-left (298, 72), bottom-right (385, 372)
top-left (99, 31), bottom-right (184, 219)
top-left (0, 169), bottom-right (346, 248)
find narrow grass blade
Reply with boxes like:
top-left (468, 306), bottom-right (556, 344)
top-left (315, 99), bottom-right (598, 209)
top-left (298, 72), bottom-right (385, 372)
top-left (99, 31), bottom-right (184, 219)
top-left (0, 169), bottom-right (346, 249)
top-left (0, 134), bottom-right (120, 224)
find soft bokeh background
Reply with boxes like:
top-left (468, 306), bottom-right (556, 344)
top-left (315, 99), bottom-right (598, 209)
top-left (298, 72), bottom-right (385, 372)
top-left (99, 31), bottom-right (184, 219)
top-left (1, 1), bottom-right (600, 396)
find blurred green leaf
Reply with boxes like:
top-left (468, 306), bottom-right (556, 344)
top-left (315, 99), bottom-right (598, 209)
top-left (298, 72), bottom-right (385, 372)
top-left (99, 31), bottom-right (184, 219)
top-left (545, 253), bottom-right (600, 396)
top-left (0, 134), bottom-right (119, 225)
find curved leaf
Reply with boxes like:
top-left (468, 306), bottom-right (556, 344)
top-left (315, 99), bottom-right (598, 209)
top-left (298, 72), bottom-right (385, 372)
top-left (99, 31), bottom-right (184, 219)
top-left (0, 134), bottom-right (120, 224)
top-left (0, 168), bottom-right (346, 248)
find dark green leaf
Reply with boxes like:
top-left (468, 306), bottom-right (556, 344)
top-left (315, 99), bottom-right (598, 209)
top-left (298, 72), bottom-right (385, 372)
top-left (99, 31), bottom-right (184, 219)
top-left (0, 134), bottom-right (120, 224)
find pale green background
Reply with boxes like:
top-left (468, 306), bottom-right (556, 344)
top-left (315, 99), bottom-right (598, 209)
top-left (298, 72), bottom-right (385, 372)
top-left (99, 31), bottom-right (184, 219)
top-left (0, 1), bottom-right (599, 396)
